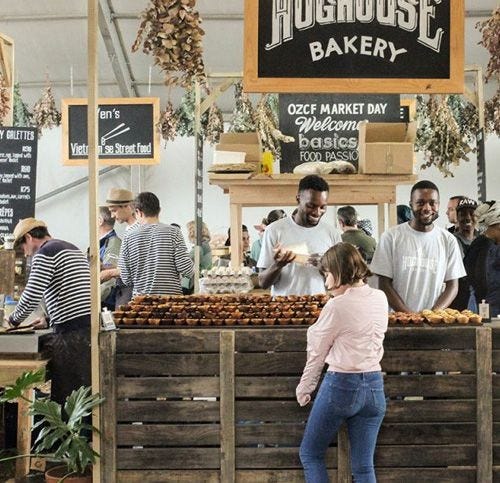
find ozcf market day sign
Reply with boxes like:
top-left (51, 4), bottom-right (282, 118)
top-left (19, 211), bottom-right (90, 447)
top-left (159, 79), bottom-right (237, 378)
top-left (244, 0), bottom-right (464, 93)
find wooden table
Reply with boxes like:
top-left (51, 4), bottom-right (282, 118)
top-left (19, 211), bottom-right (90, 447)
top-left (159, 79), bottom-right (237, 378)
top-left (0, 359), bottom-right (48, 480)
top-left (209, 173), bottom-right (417, 266)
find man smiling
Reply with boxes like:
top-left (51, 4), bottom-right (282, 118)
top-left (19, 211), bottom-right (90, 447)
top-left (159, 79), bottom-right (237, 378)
top-left (371, 180), bottom-right (466, 313)
top-left (257, 175), bottom-right (341, 295)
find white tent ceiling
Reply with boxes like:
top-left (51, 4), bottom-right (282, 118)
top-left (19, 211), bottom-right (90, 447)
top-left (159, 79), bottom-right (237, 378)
top-left (0, 0), bottom-right (498, 115)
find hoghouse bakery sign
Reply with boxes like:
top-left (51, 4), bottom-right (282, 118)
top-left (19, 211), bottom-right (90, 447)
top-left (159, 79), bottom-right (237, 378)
top-left (244, 0), bottom-right (464, 93)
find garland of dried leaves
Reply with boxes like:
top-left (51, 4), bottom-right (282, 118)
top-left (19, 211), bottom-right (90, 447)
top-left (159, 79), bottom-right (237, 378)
top-left (0, 73), bottom-right (10, 125)
top-left (476, 7), bottom-right (500, 82)
top-left (205, 103), bottom-right (224, 145)
top-left (175, 84), bottom-right (209, 137)
top-left (32, 86), bottom-right (61, 138)
top-left (157, 101), bottom-right (178, 144)
top-left (229, 81), bottom-right (256, 133)
top-left (417, 95), bottom-right (473, 177)
top-left (132, 0), bottom-right (206, 88)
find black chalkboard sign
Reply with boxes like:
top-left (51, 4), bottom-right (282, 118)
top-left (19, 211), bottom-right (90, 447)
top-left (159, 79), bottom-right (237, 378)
top-left (279, 94), bottom-right (402, 172)
top-left (244, 0), bottom-right (464, 93)
top-left (0, 127), bottom-right (38, 235)
top-left (62, 98), bottom-right (160, 166)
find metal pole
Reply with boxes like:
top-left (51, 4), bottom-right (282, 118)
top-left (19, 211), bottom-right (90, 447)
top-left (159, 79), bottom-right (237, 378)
top-left (193, 82), bottom-right (203, 292)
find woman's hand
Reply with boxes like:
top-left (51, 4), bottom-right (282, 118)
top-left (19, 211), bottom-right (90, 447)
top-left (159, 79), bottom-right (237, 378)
top-left (31, 316), bottom-right (48, 330)
top-left (296, 393), bottom-right (311, 407)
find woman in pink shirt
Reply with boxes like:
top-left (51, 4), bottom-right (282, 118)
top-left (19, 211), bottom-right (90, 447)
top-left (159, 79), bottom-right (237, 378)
top-left (297, 243), bottom-right (388, 483)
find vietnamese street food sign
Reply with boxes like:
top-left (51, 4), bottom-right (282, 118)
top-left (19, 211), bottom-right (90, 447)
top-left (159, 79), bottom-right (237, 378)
top-left (244, 0), bottom-right (464, 93)
top-left (61, 97), bottom-right (160, 166)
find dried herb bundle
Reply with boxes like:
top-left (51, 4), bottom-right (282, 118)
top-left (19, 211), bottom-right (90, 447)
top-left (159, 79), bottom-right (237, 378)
top-left (229, 81), bottom-right (256, 133)
top-left (476, 8), bottom-right (500, 82)
top-left (13, 83), bottom-right (33, 127)
top-left (418, 95), bottom-right (472, 177)
top-left (485, 87), bottom-right (500, 136)
top-left (205, 103), bottom-right (224, 145)
top-left (157, 101), bottom-right (178, 143)
top-left (32, 86), bottom-right (61, 138)
top-left (0, 73), bottom-right (10, 125)
top-left (254, 94), bottom-right (294, 161)
top-left (132, 0), bottom-right (206, 87)
top-left (175, 84), bottom-right (209, 137)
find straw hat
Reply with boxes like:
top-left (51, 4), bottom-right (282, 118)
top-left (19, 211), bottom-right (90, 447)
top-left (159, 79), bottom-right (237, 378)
top-left (13, 218), bottom-right (47, 246)
top-left (104, 188), bottom-right (134, 206)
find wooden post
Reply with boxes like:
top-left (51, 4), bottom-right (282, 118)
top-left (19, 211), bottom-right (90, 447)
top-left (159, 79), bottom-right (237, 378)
top-left (377, 203), bottom-right (385, 237)
top-left (87, 0), bottom-right (101, 480)
top-left (220, 330), bottom-right (235, 483)
top-left (337, 424), bottom-right (352, 483)
top-left (229, 203), bottom-right (243, 268)
top-left (0, 33), bottom-right (14, 126)
top-left (15, 388), bottom-right (32, 479)
top-left (99, 331), bottom-right (117, 483)
top-left (476, 327), bottom-right (492, 483)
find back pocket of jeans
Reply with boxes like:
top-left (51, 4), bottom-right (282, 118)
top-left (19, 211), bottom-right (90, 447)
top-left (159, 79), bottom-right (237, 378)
top-left (330, 387), bottom-right (359, 411)
top-left (371, 388), bottom-right (387, 412)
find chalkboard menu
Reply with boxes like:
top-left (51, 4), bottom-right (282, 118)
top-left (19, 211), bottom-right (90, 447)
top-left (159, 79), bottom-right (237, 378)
top-left (62, 97), bottom-right (160, 166)
top-left (279, 94), bottom-right (403, 172)
top-left (0, 127), bottom-right (38, 235)
top-left (244, 0), bottom-right (464, 93)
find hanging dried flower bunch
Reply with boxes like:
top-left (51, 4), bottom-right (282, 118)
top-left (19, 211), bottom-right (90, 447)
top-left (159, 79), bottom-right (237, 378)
top-left (447, 95), bottom-right (479, 147)
top-left (476, 8), bottom-right (500, 82)
top-left (485, 87), bottom-right (500, 136)
top-left (132, 0), bottom-right (206, 88)
top-left (253, 94), bottom-right (294, 160)
top-left (32, 85), bottom-right (61, 138)
top-left (205, 103), bottom-right (224, 145)
top-left (157, 100), bottom-right (178, 144)
top-left (175, 83), bottom-right (209, 137)
top-left (229, 81), bottom-right (256, 133)
top-left (419, 95), bottom-right (471, 177)
top-left (13, 83), bottom-right (33, 127)
top-left (0, 73), bottom-right (10, 125)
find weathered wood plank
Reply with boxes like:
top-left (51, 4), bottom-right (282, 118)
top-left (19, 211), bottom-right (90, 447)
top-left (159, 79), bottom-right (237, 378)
top-left (99, 331), bottom-right (117, 483)
top-left (117, 423), bottom-right (220, 446)
top-left (235, 329), bottom-right (307, 352)
top-left (117, 470), bottom-right (220, 483)
top-left (384, 327), bottom-right (477, 349)
top-left (381, 351), bottom-right (476, 372)
top-left (116, 354), bottom-right (220, 376)
top-left (220, 330), bottom-right (236, 483)
top-left (493, 351), bottom-right (500, 371)
top-left (337, 424), bottom-right (352, 482)
top-left (373, 445), bottom-right (476, 466)
top-left (493, 375), bottom-right (500, 398)
top-left (477, 327), bottom-right (493, 483)
top-left (235, 447), bottom-right (337, 469)
top-left (117, 448), bottom-right (220, 470)
top-left (116, 377), bottom-right (219, 399)
top-left (376, 467), bottom-right (477, 483)
top-left (383, 374), bottom-right (476, 398)
top-left (117, 401), bottom-right (220, 423)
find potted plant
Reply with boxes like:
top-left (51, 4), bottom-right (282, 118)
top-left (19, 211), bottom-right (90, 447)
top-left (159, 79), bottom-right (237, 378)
top-left (0, 369), bottom-right (103, 482)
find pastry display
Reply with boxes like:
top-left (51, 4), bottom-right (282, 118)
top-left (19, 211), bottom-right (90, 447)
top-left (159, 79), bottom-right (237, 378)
top-left (389, 308), bottom-right (482, 326)
top-left (114, 293), bottom-right (328, 327)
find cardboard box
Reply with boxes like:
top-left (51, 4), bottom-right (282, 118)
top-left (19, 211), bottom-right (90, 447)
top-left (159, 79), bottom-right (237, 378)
top-left (216, 132), bottom-right (262, 163)
top-left (358, 121), bottom-right (416, 174)
top-left (213, 150), bottom-right (247, 165)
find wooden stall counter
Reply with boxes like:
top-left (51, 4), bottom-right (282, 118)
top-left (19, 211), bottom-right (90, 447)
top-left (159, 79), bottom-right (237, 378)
top-left (209, 173), bottom-right (417, 267)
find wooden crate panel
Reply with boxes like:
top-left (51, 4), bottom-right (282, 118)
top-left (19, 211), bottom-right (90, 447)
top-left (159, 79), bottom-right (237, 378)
top-left (235, 447), bottom-right (337, 469)
top-left (495, 423), bottom-right (500, 444)
top-left (384, 374), bottom-right (476, 398)
top-left (493, 350), bottom-right (500, 371)
top-left (236, 376), bottom-right (299, 398)
top-left (235, 329), bottom-right (306, 352)
top-left (235, 469), bottom-right (336, 482)
top-left (494, 444), bottom-right (500, 465)
top-left (374, 445), bottom-right (476, 466)
top-left (493, 400), bottom-right (500, 420)
top-left (384, 400), bottom-right (476, 422)
top-left (117, 448), bottom-right (220, 470)
top-left (116, 329), bottom-right (220, 353)
top-left (117, 401), bottom-right (220, 423)
top-left (236, 423), bottom-right (305, 446)
top-left (236, 352), bottom-right (306, 374)
top-left (117, 377), bottom-right (219, 399)
top-left (116, 354), bottom-right (220, 376)
top-left (382, 351), bottom-right (476, 372)
top-left (494, 375), bottom-right (500, 398)
top-left (492, 328), bottom-right (500, 348)
top-left (384, 328), bottom-right (477, 350)
top-left (377, 422), bottom-right (476, 445)
top-left (117, 423), bottom-right (220, 446)
top-left (236, 401), bottom-right (310, 422)
top-left (117, 470), bottom-right (220, 483)
top-left (376, 467), bottom-right (477, 483)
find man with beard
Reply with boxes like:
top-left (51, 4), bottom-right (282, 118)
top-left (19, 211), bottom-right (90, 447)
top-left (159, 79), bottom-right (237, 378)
top-left (257, 175), bottom-right (341, 295)
top-left (371, 180), bottom-right (465, 313)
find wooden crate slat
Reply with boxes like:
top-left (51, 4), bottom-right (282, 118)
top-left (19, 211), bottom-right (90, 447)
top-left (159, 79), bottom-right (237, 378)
top-left (235, 352), bottom-right (306, 374)
top-left (494, 423), bottom-right (500, 443)
top-left (236, 376), bottom-right (299, 398)
top-left (493, 350), bottom-right (500, 371)
top-left (117, 448), bottom-right (220, 470)
top-left (117, 423), bottom-right (220, 446)
top-left (117, 401), bottom-right (220, 423)
top-left (117, 470), bottom-right (220, 483)
top-left (235, 329), bottom-right (307, 352)
top-left (374, 445), bottom-right (476, 466)
top-left (384, 374), bottom-right (476, 398)
top-left (382, 351), bottom-right (476, 372)
top-left (116, 354), bottom-right (220, 376)
top-left (384, 400), bottom-right (477, 422)
top-left (116, 377), bottom-right (219, 399)
top-left (494, 444), bottom-right (500, 464)
top-left (236, 469), bottom-right (337, 482)
top-left (116, 329), bottom-right (220, 353)
top-left (236, 401), bottom-right (310, 422)
top-left (493, 400), bottom-right (500, 420)
top-left (376, 467), bottom-right (477, 483)
top-left (492, 375), bottom-right (500, 398)
top-left (384, 327), bottom-right (477, 349)
top-left (235, 447), bottom-right (337, 469)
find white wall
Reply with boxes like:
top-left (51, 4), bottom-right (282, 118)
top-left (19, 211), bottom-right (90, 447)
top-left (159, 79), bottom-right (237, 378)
top-left (34, 126), bottom-right (500, 251)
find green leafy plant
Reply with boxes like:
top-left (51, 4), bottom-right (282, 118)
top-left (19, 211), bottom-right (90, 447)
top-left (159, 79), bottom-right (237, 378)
top-left (0, 369), bottom-right (103, 478)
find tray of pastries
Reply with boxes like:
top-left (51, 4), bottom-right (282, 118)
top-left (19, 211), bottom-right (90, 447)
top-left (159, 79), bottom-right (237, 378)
top-left (389, 308), bottom-right (482, 326)
top-left (113, 293), bottom-right (328, 328)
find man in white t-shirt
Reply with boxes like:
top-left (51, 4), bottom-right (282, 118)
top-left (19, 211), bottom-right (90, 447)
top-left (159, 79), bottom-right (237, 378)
top-left (371, 180), bottom-right (466, 312)
top-left (257, 175), bottom-right (341, 296)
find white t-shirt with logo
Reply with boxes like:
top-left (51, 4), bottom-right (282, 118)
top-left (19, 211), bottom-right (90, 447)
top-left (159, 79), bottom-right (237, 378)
top-left (257, 216), bottom-right (341, 296)
top-left (370, 222), bottom-right (466, 312)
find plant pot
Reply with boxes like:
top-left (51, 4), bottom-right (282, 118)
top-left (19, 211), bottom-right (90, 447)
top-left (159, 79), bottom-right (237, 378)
top-left (45, 465), bottom-right (92, 483)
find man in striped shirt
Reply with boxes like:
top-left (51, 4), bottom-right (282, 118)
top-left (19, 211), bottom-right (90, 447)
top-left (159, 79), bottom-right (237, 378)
top-left (6, 218), bottom-right (91, 405)
top-left (118, 192), bottom-right (194, 296)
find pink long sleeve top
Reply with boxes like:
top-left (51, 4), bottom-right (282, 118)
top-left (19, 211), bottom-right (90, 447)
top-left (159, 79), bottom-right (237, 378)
top-left (296, 284), bottom-right (388, 404)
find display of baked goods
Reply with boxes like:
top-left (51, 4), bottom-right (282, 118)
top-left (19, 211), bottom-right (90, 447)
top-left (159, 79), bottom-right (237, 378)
top-left (389, 308), bottom-right (482, 326)
top-left (199, 266), bottom-right (254, 294)
top-left (113, 293), bottom-right (328, 327)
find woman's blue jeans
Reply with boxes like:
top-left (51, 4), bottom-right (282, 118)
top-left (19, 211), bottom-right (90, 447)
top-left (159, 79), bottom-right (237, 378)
top-left (299, 371), bottom-right (386, 483)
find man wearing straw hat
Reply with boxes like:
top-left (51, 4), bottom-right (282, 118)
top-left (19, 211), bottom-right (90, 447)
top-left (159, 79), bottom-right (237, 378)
top-left (5, 218), bottom-right (91, 405)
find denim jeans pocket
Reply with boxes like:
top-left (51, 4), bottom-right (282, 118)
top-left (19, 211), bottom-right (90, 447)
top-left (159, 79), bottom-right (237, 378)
top-left (329, 386), bottom-right (359, 411)
top-left (371, 388), bottom-right (387, 412)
